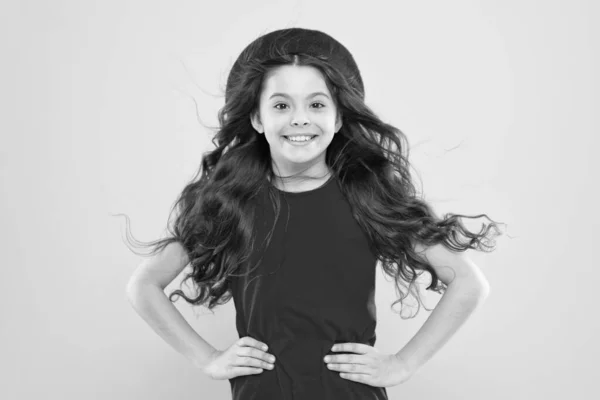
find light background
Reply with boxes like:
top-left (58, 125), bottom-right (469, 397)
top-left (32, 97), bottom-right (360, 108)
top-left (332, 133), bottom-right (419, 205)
top-left (1, 0), bottom-right (597, 399)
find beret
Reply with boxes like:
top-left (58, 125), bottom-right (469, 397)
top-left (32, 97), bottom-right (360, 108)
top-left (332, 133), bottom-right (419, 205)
top-left (225, 27), bottom-right (364, 103)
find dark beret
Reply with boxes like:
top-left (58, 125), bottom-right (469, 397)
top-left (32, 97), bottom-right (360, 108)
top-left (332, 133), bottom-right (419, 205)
top-left (225, 27), bottom-right (364, 103)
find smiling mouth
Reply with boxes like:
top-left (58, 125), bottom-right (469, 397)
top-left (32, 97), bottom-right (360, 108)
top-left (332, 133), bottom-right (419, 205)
top-left (283, 135), bottom-right (318, 139)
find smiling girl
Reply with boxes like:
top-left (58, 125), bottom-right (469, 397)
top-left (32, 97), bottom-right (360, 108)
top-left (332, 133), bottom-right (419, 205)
top-left (124, 27), bottom-right (503, 399)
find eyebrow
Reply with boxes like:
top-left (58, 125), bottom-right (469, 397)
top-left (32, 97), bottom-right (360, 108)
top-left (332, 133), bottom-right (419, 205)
top-left (268, 91), bottom-right (331, 100)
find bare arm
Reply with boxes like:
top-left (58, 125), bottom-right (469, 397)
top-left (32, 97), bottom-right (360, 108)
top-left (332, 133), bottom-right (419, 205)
top-left (126, 241), bottom-right (218, 369)
top-left (395, 243), bottom-right (491, 374)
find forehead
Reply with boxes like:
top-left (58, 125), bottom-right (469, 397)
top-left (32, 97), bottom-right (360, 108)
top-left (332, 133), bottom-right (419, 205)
top-left (261, 65), bottom-right (331, 98)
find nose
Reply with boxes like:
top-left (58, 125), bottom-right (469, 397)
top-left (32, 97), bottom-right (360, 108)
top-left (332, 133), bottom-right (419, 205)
top-left (291, 111), bottom-right (310, 127)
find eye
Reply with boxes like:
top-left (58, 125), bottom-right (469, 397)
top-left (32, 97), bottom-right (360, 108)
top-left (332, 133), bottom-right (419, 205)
top-left (273, 102), bottom-right (325, 110)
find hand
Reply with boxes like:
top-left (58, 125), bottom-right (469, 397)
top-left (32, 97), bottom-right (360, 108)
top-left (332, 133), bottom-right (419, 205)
top-left (200, 336), bottom-right (276, 380)
top-left (324, 343), bottom-right (413, 387)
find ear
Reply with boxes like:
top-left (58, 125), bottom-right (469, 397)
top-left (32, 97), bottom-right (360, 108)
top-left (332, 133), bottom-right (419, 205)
top-left (334, 113), bottom-right (343, 133)
top-left (250, 111), bottom-right (263, 134)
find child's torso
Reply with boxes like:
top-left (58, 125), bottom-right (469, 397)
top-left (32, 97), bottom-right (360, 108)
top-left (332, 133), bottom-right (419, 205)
top-left (228, 176), bottom-right (388, 399)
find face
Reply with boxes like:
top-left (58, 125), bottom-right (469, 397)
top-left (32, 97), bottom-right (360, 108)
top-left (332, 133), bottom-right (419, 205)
top-left (250, 65), bottom-right (342, 179)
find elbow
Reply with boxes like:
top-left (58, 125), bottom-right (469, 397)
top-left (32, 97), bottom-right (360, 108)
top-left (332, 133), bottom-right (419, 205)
top-left (452, 276), bottom-right (491, 300)
top-left (125, 275), bottom-right (141, 297)
top-left (474, 279), bottom-right (491, 300)
top-left (125, 277), bottom-right (158, 302)
top-left (125, 278), bottom-right (140, 304)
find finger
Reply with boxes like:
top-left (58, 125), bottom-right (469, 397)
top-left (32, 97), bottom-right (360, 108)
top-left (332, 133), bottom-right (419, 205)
top-left (231, 366), bottom-right (264, 375)
top-left (327, 353), bottom-right (367, 365)
top-left (239, 346), bottom-right (276, 364)
top-left (240, 336), bottom-right (269, 351)
top-left (331, 343), bottom-right (372, 354)
top-left (339, 372), bottom-right (371, 383)
top-left (245, 356), bottom-right (274, 370)
top-left (235, 355), bottom-right (273, 370)
top-left (328, 362), bottom-right (372, 374)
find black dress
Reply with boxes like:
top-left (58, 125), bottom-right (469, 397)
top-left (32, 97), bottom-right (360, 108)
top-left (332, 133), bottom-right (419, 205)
top-left (228, 175), bottom-right (388, 400)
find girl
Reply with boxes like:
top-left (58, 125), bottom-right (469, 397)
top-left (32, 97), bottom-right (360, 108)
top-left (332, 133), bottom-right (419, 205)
top-left (124, 27), bottom-right (503, 399)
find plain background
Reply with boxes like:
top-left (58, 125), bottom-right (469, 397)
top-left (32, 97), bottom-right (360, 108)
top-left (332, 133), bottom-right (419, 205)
top-left (1, 0), bottom-right (597, 399)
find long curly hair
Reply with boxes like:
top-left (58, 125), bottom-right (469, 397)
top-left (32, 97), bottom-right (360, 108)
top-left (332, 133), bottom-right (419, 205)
top-left (119, 45), bottom-right (504, 319)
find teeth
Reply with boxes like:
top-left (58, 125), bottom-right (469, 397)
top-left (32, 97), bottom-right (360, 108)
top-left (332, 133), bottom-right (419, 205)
top-left (286, 135), bottom-right (314, 142)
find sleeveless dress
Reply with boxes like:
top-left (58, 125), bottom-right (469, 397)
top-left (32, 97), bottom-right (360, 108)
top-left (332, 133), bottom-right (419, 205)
top-left (228, 174), bottom-right (388, 400)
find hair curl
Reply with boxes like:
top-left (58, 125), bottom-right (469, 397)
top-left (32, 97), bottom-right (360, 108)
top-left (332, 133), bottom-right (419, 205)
top-left (118, 46), bottom-right (504, 319)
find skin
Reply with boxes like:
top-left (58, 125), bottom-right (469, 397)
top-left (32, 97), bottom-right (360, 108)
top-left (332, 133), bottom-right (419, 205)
top-left (250, 65), bottom-right (343, 192)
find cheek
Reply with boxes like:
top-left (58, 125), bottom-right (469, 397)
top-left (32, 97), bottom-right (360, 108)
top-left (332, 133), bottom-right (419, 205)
top-left (320, 116), bottom-right (338, 132)
top-left (262, 119), bottom-right (286, 133)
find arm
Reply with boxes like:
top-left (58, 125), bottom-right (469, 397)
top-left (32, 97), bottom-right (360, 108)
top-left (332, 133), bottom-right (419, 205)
top-left (395, 243), bottom-right (491, 375)
top-left (126, 242), bottom-right (218, 369)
